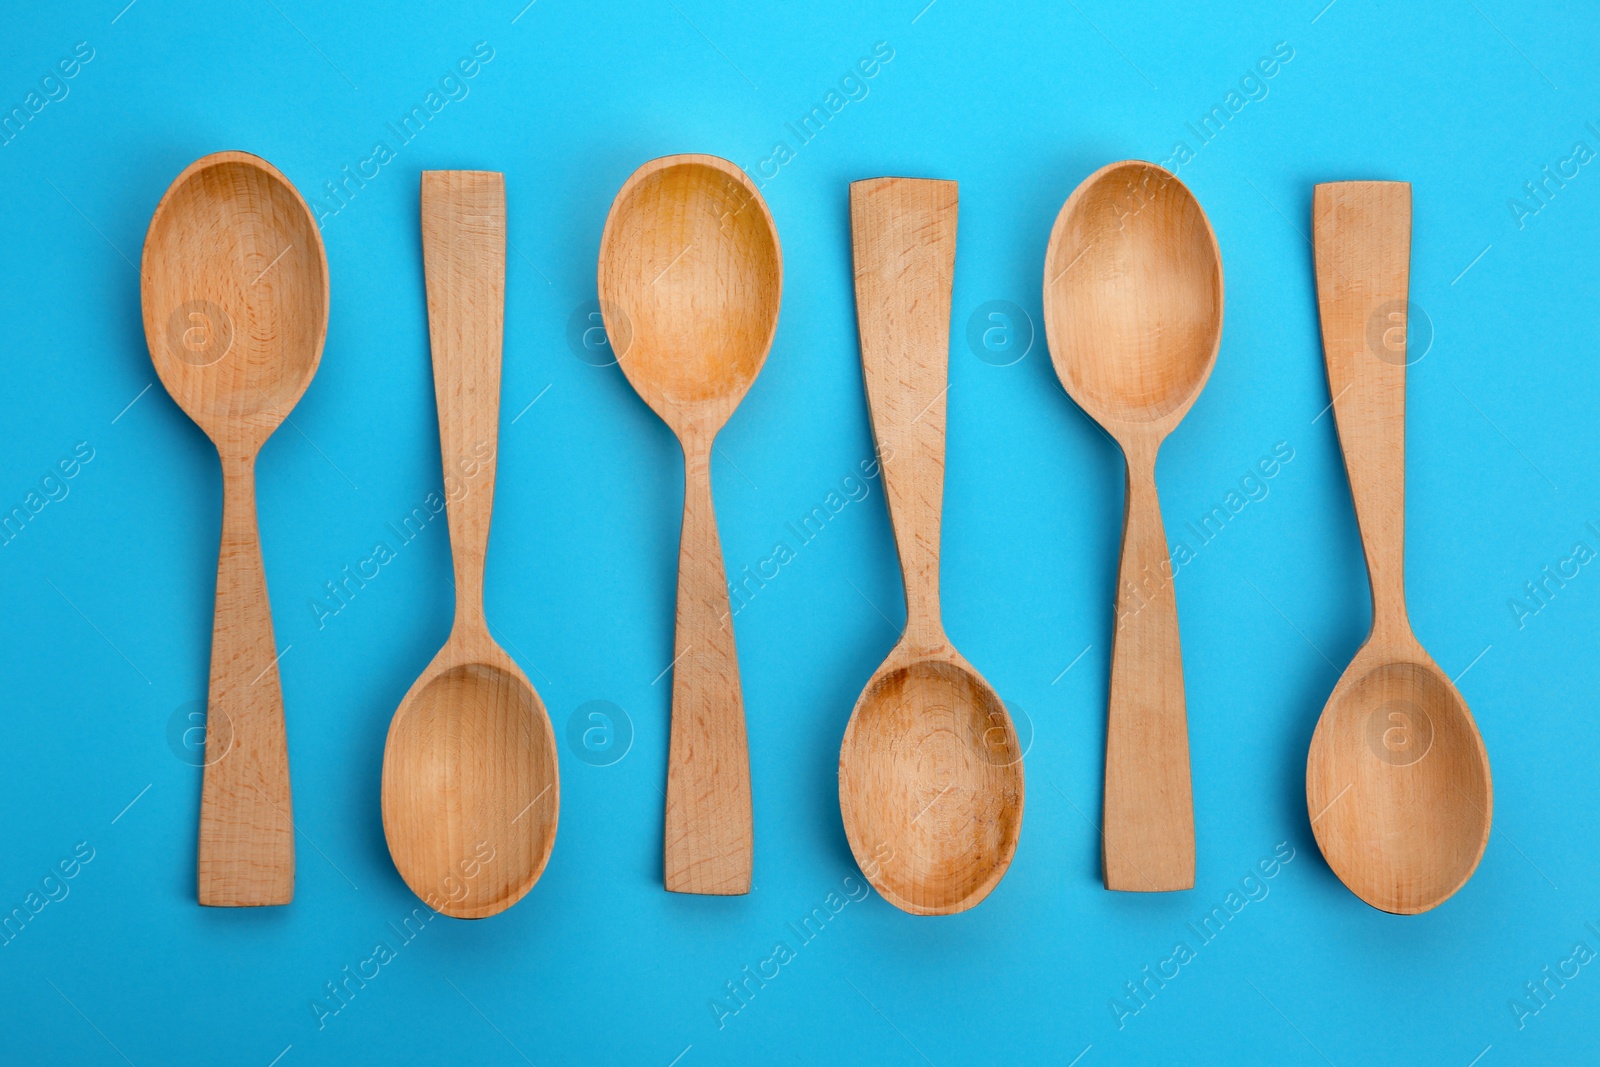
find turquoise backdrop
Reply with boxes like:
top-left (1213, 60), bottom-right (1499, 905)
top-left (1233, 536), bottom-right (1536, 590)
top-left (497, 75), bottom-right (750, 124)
top-left (2, 0), bottom-right (1597, 1063)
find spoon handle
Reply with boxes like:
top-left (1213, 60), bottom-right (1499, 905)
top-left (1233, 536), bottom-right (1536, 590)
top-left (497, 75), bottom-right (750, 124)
top-left (198, 454), bottom-right (294, 906)
top-left (1103, 439), bottom-right (1195, 892)
top-left (848, 177), bottom-right (958, 648)
top-left (420, 171), bottom-right (506, 628)
top-left (1312, 182), bottom-right (1411, 636)
top-left (664, 441), bottom-right (752, 894)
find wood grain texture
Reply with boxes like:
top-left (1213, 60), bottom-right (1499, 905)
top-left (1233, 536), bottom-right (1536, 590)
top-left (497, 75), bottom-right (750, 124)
top-left (1042, 161), bottom-right (1223, 892)
top-left (597, 155), bottom-right (781, 895)
top-left (1306, 180), bottom-right (1492, 915)
top-left (380, 171), bottom-right (559, 919)
top-left (839, 177), bottom-right (1024, 916)
top-left (141, 150), bottom-right (329, 906)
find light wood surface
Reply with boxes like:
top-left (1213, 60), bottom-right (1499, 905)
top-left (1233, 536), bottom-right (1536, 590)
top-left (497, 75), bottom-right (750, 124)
top-left (598, 155), bottom-right (781, 895)
top-left (839, 177), bottom-right (1024, 915)
top-left (1042, 161), bottom-right (1223, 892)
top-left (1306, 180), bottom-right (1492, 914)
top-left (380, 171), bottom-right (559, 919)
top-left (142, 150), bottom-right (329, 907)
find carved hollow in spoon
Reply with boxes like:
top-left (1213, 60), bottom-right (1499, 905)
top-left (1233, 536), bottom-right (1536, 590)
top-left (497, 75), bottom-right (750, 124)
top-left (141, 150), bottom-right (328, 907)
top-left (381, 171), bottom-right (559, 918)
top-left (1306, 180), bottom-right (1491, 914)
top-left (839, 177), bottom-right (1024, 915)
top-left (1042, 161), bottom-right (1223, 892)
top-left (598, 154), bottom-right (781, 895)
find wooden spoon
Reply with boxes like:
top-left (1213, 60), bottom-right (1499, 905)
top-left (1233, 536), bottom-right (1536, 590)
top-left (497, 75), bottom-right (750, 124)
top-left (1306, 181), bottom-right (1492, 914)
top-left (141, 150), bottom-right (328, 907)
top-left (380, 171), bottom-right (559, 918)
top-left (839, 177), bottom-right (1024, 915)
top-left (597, 154), bottom-right (780, 895)
top-left (1042, 161), bottom-right (1222, 892)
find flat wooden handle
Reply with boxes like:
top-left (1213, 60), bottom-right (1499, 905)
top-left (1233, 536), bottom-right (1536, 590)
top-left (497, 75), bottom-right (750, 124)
top-left (1313, 181), bottom-right (1411, 634)
top-left (421, 170), bottom-right (506, 628)
top-left (198, 456), bottom-right (294, 906)
top-left (1104, 450), bottom-right (1193, 891)
top-left (663, 446), bottom-right (752, 894)
top-left (849, 177), bottom-right (958, 647)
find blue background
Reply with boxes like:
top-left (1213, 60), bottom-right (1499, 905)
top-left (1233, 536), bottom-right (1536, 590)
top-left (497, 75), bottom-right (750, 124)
top-left (2, 0), bottom-right (1596, 1063)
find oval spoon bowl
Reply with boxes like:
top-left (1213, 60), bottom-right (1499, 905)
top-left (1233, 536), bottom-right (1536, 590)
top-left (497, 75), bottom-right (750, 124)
top-left (840, 655), bottom-right (1023, 915)
top-left (382, 653), bottom-right (559, 919)
top-left (142, 151), bottom-right (328, 440)
top-left (1307, 649), bottom-right (1491, 914)
top-left (1044, 160), bottom-right (1221, 429)
top-left (599, 155), bottom-right (781, 426)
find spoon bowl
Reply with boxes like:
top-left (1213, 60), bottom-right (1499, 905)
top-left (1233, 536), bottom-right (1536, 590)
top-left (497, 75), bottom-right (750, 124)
top-left (143, 151), bottom-right (327, 444)
top-left (601, 155), bottom-right (781, 432)
top-left (840, 654), bottom-right (1023, 914)
top-left (1045, 160), bottom-right (1220, 431)
top-left (384, 650), bottom-right (557, 917)
top-left (1308, 648), bottom-right (1490, 913)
